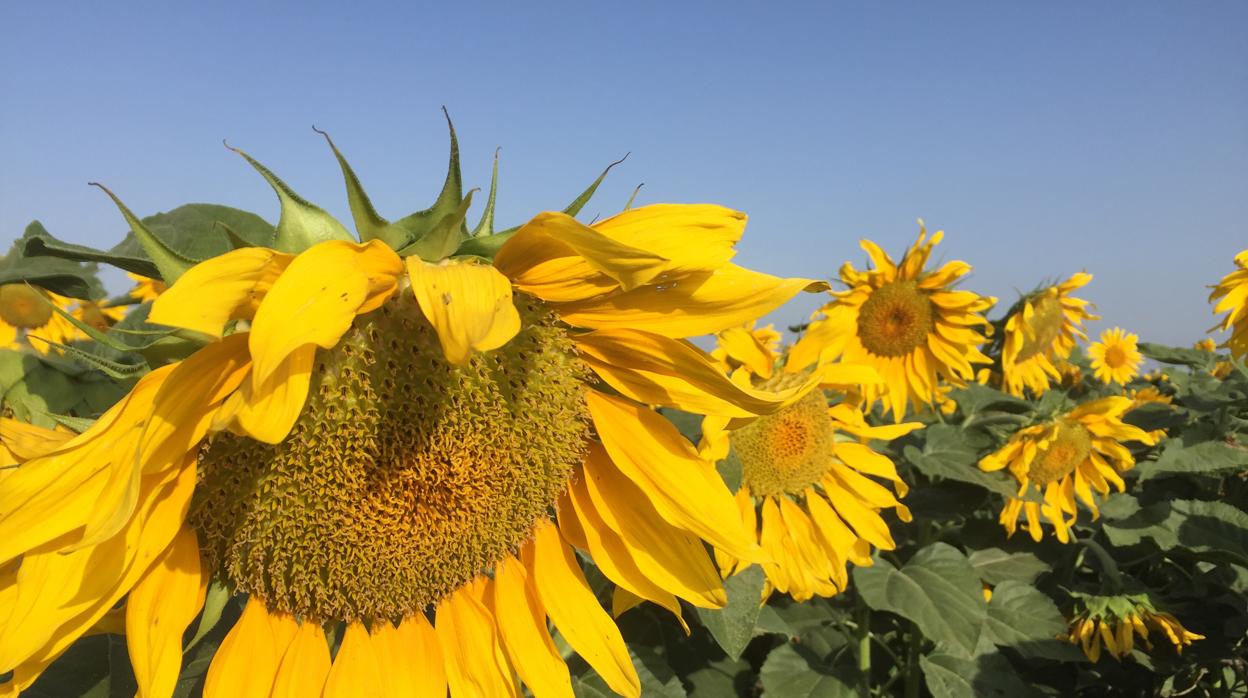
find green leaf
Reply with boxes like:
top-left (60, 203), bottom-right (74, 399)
top-left (0, 350), bottom-right (81, 426)
top-left (903, 424), bottom-right (1035, 501)
top-left (694, 566), bottom-right (765, 660)
top-left (1103, 499), bottom-right (1248, 566)
top-left (920, 649), bottom-right (1041, 698)
top-left (32, 340), bottom-right (148, 381)
top-left (1136, 432), bottom-right (1248, 481)
top-left (22, 635), bottom-right (111, 698)
top-left (0, 223), bottom-right (105, 299)
top-left (968, 548), bottom-right (1048, 586)
top-left (853, 543), bottom-right (988, 657)
top-left (1139, 342), bottom-right (1214, 368)
top-left (948, 382), bottom-right (1033, 416)
top-left (981, 581), bottom-right (1067, 649)
top-left (758, 643), bottom-right (857, 698)
top-left (471, 148), bottom-right (501, 237)
top-left (89, 183), bottom-right (198, 283)
top-left (570, 645), bottom-right (687, 698)
top-left (225, 142), bottom-right (354, 253)
top-left (564, 154), bottom-right (629, 217)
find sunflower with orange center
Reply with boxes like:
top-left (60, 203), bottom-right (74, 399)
top-left (1088, 327), bottom-right (1143, 386)
top-left (789, 223), bottom-right (996, 421)
top-left (0, 138), bottom-right (828, 697)
top-left (979, 397), bottom-right (1157, 543)
top-left (995, 273), bottom-right (1098, 397)
top-left (701, 333), bottom-right (920, 601)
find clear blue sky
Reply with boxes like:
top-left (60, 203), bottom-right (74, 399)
top-left (2, 1), bottom-right (1245, 346)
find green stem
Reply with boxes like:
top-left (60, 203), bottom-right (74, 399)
top-left (857, 602), bottom-right (871, 697)
top-left (1080, 536), bottom-right (1124, 592)
top-left (903, 621), bottom-right (922, 698)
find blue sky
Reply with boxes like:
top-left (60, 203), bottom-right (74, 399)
top-left (2, 1), bottom-right (1245, 345)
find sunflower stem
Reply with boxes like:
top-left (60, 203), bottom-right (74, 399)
top-left (856, 601), bottom-right (872, 697)
top-left (1080, 536), bottom-right (1124, 592)
top-left (903, 620), bottom-right (922, 698)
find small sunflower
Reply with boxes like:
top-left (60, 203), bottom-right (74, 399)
top-left (711, 322), bottom-right (782, 379)
top-left (1209, 249), bottom-right (1248, 359)
top-left (1087, 327), bottom-right (1142, 386)
top-left (789, 222), bottom-right (996, 421)
top-left (1193, 338), bottom-right (1218, 353)
top-left (1062, 594), bottom-right (1204, 662)
top-left (0, 160), bottom-right (829, 693)
top-left (979, 397), bottom-right (1157, 543)
top-left (0, 284), bottom-right (127, 354)
top-left (702, 334), bottom-right (921, 601)
top-left (997, 274), bottom-right (1098, 397)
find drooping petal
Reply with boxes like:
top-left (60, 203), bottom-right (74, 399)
top-left (553, 264), bottom-right (829, 338)
top-left (323, 622), bottom-right (384, 698)
top-left (126, 526), bottom-right (208, 698)
top-left (525, 520), bottom-right (640, 698)
top-left (271, 621), bottom-right (332, 698)
top-left (407, 258), bottom-right (521, 365)
top-left (223, 344), bottom-right (316, 444)
top-left (149, 247), bottom-right (293, 336)
top-left (436, 581), bottom-right (519, 698)
top-left (491, 555), bottom-right (574, 698)
top-left (590, 203), bottom-right (746, 276)
top-left (587, 390), bottom-right (760, 562)
top-left (389, 614), bottom-right (447, 698)
top-left (203, 597), bottom-right (286, 696)
top-left (248, 240), bottom-right (402, 390)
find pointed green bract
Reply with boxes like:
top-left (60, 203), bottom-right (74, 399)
top-left (390, 109), bottom-right (469, 254)
top-left (90, 184), bottom-right (197, 284)
top-left (314, 127), bottom-right (412, 249)
top-left (624, 182), bottom-right (644, 211)
top-left (398, 189), bottom-right (476, 261)
top-left (471, 148), bottom-right (501, 237)
top-left (225, 142), bottom-right (355, 253)
top-left (564, 153), bottom-right (628, 217)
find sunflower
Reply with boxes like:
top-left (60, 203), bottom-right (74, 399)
top-left (702, 334), bottom-right (921, 601)
top-left (128, 272), bottom-right (168, 303)
top-left (1087, 327), bottom-right (1143, 386)
top-left (0, 186), bottom-right (832, 696)
top-left (979, 397), bottom-right (1157, 543)
top-left (788, 222), bottom-right (996, 421)
top-left (1210, 249), bottom-right (1248, 359)
top-left (1062, 594), bottom-right (1204, 662)
top-left (711, 322), bottom-right (782, 379)
top-left (996, 273), bottom-right (1098, 397)
top-left (0, 284), bottom-right (127, 354)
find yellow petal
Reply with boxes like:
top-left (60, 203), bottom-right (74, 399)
top-left (587, 390), bottom-right (760, 562)
top-left (248, 239), bottom-right (402, 390)
top-left (590, 203), bottom-right (746, 276)
top-left (203, 598), bottom-right (287, 698)
top-left (553, 264), bottom-right (829, 337)
top-left (493, 211), bottom-right (668, 301)
top-left (149, 247), bottom-right (293, 336)
top-left (576, 328), bottom-right (808, 418)
top-left (716, 326), bottom-right (774, 378)
top-left (525, 520), bottom-right (640, 698)
top-left (0, 419), bottom-right (72, 462)
top-left (388, 614), bottom-right (447, 698)
top-left (490, 555), bottom-right (574, 698)
top-left (127, 526), bottom-right (208, 698)
top-left (271, 621), bottom-right (331, 698)
top-left (323, 622), bottom-right (383, 698)
top-left (436, 582), bottom-right (520, 698)
top-left (407, 257), bottom-right (521, 365)
top-left (225, 344), bottom-right (316, 444)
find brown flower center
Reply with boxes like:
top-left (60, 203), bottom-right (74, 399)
top-left (1027, 422), bottom-right (1091, 487)
top-left (732, 388), bottom-right (835, 498)
top-left (0, 285), bottom-right (53, 329)
top-left (856, 280), bottom-right (935, 358)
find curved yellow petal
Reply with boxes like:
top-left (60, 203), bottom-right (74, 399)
top-left (436, 581), bottom-right (520, 698)
top-left (590, 203), bottom-right (746, 277)
top-left (493, 211), bottom-right (668, 302)
top-left (126, 526), bottom-right (208, 698)
top-left (716, 326), bottom-right (774, 378)
top-left (271, 621), bottom-right (331, 698)
top-left (323, 622), bottom-right (383, 698)
top-left (554, 264), bottom-right (829, 338)
top-left (0, 419), bottom-right (72, 462)
top-left (525, 520), bottom-right (640, 698)
top-left (587, 390), bottom-right (760, 562)
top-left (225, 344), bottom-right (316, 444)
top-left (407, 257), bottom-right (521, 365)
top-left (576, 328), bottom-right (811, 418)
top-left (490, 555), bottom-right (574, 698)
top-left (149, 247), bottom-right (293, 336)
top-left (248, 239), bottom-right (402, 390)
top-left (203, 598), bottom-right (294, 698)
top-left (388, 614), bottom-right (447, 698)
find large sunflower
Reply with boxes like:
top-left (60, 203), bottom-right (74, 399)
top-left (978, 397), bottom-right (1157, 543)
top-left (996, 273), bottom-right (1098, 397)
top-left (0, 173), bottom-right (829, 692)
top-left (1087, 327), bottom-right (1142, 386)
top-left (789, 223), bottom-right (996, 421)
top-left (1209, 249), bottom-right (1248, 359)
top-left (702, 334), bottom-right (920, 601)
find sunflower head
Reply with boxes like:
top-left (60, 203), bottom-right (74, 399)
top-left (996, 274), bottom-right (1098, 397)
top-left (1062, 593), bottom-right (1204, 663)
top-left (1208, 248), bottom-right (1248, 359)
top-left (979, 396), bottom-right (1157, 543)
top-left (788, 222), bottom-right (996, 421)
top-left (0, 284), bottom-right (53, 330)
top-left (1088, 327), bottom-right (1143, 386)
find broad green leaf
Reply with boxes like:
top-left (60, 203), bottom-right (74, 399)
top-left (758, 643), bottom-right (857, 698)
top-left (981, 581), bottom-right (1068, 650)
top-left (226, 142), bottom-right (354, 253)
top-left (0, 350), bottom-right (80, 427)
top-left (853, 543), bottom-right (987, 657)
top-left (968, 548), bottom-right (1048, 586)
top-left (1103, 499), bottom-right (1248, 566)
top-left (903, 424), bottom-right (1038, 501)
top-left (948, 382), bottom-right (1032, 416)
top-left (1139, 342), bottom-right (1214, 369)
top-left (0, 224), bottom-right (105, 299)
top-left (90, 183), bottom-right (198, 283)
top-left (683, 655), bottom-right (752, 698)
top-left (1136, 432), bottom-right (1248, 481)
top-left (694, 566), bottom-right (766, 660)
top-left (570, 645), bottom-right (686, 698)
top-left (920, 649), bottom-right (1040, 698)
top-left (22, 635), bottom-right (112, 698)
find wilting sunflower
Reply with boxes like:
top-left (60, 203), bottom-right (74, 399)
top-left (1062, 593), bottom-right (1204, 662)
top-left (1210, 249), bottom-right (1248, 359)
top-left (979, 397), bottom-right (1157, 543)
top-left (995, 273), bottom-right (1098, 397)
top-left (0, 183), bottom-right (831, 695)
top-left (788, 223), bottom-right (996, 421)
top-left (1087, 327), bottom-right (1142, 386)
top-left (702, 334), bottom-right (920, 601)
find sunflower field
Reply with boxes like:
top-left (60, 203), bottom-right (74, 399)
top-left (1, 126), bottom-right (1245, 698)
